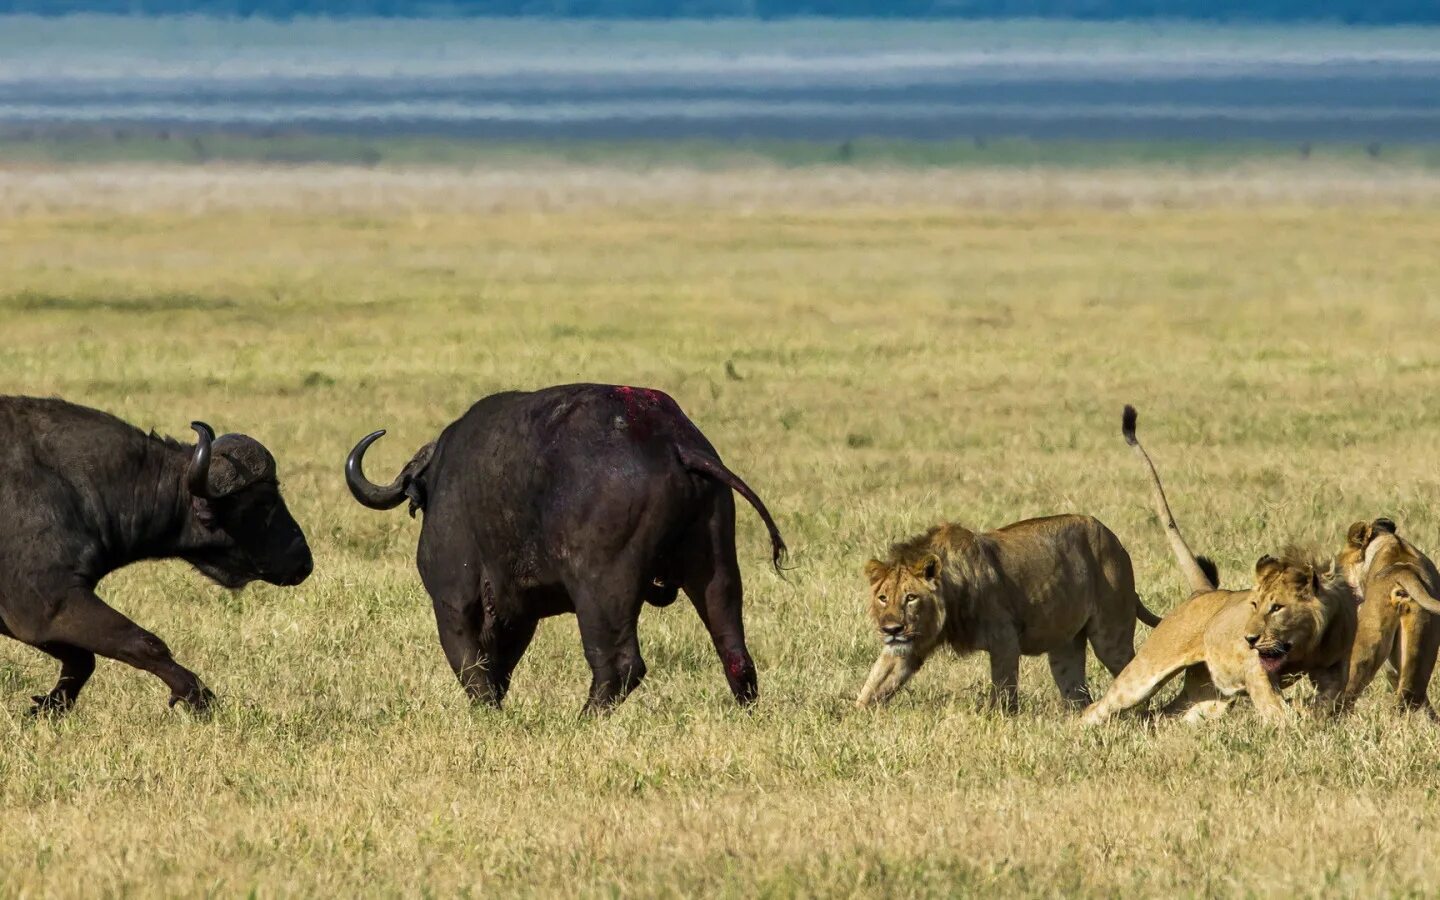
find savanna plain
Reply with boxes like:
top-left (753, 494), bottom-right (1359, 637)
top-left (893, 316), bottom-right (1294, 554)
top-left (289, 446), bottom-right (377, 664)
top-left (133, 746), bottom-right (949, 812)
top-left (5, 159), bottom-right (1440, 897)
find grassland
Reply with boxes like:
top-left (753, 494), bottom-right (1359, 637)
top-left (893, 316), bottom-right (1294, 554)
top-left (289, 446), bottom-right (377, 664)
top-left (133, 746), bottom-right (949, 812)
top-left (5, 161), bottom-right (1440, 897)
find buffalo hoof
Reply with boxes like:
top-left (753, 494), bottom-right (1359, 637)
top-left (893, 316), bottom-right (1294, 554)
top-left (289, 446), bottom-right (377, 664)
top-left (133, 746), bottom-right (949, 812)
top-left (28, 692), bottom-right (76, 717)
top-left (168, 685), bottom-right (217, 714)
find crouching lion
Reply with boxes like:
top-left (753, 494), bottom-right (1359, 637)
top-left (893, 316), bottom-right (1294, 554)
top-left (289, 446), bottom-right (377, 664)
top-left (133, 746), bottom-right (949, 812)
top-left (1341, 517), bottom-right (1440, 717)
top-left (856, 515), bottom-right (1161, 712)
top-left (1080, 406), bottom-right (1358, 725)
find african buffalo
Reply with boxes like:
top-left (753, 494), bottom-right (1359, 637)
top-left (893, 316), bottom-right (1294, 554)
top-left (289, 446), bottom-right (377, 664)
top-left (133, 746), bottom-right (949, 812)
top-left (0, 396), bottom-right (313, 713)
top-left (345, 383), bottom-right (785, 713)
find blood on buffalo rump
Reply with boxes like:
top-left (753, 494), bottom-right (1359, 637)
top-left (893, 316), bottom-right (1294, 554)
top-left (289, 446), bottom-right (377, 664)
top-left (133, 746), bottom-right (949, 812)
top-left (345, 383), bottom-right (786, 713)
top-left (0, 396), bottom-right (313, 714)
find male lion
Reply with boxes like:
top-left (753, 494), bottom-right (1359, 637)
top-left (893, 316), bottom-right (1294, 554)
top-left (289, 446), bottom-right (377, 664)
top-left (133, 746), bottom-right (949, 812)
top-left (1340, 517), bottom-right (1440, 717)
top-left (856, 516), bottom-right (1161, 712)
top-left (1080, 407), bottom-right (1357, 725)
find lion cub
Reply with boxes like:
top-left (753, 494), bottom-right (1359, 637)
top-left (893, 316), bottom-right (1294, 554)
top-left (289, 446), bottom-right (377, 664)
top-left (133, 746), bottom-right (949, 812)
top-left (1081, 406), bottom-right (1357, 725)
top-left (1340, 517), bottom-right (1440, 717)
top-left (856, 516), bottom-right (1161, 712)
top-left (1080, 553), bottom-right (1357, 724)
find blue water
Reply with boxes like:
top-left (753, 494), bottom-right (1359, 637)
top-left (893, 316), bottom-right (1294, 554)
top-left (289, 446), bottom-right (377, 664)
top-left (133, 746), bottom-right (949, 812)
top-left (4, 17), bottom-right (1439, 140)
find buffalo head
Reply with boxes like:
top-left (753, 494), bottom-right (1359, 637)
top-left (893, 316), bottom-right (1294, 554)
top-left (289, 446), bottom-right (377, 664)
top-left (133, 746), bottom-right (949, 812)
top-left (182, 422), bottom-right (313, 589)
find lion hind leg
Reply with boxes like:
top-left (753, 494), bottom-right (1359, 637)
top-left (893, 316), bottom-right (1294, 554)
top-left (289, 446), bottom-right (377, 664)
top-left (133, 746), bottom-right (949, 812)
top-left (1181, 698), bottom-right (1235, 723)
top-left (1157, 664), bottom-right (1218, 718)
top-left (1081, 652), bottom-right (1189, 725)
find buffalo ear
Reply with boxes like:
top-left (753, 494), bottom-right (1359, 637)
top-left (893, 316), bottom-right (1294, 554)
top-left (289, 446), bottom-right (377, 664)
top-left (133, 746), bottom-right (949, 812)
top-left (1255, 555), bottom-right (1283, 579)
top-left (1346, 521), bottom-right (1371, 549)
top-left (915, 553), bottom-right (942, 585)
top-left (191, 497), bottom-right (218, 530)
top-left (863, 559), bottom-right (888, 585)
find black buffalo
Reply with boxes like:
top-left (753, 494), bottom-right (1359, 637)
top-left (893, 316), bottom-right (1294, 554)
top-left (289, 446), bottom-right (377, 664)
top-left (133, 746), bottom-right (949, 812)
top-left (0, 396), bottom-right (313, 713)
top-left (345, 383), bottom-right (786, 713)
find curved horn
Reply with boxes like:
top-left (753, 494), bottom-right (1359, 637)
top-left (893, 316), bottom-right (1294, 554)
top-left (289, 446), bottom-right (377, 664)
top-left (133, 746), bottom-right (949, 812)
top-left (346, 430), bottom-right (408, 510)
top-left (187, 421), bottom-right (217, 498)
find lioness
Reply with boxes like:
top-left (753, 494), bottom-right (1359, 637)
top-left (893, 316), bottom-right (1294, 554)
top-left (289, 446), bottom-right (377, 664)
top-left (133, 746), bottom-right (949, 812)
top-left (856, 516), bottom-right (1161, 712)
top-left (1080, 407), bottom-right (1357, 725)
top-left (1341, 517), bottom-right (1440, 717)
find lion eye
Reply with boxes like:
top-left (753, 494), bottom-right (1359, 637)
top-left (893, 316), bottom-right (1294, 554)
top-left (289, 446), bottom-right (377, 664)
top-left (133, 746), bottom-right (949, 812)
top-left (877, 595), bottom-right (887, 605)
top-left (904, 594), bottom-right (919, 605)
top-left (1270, 603), bottom-right (1283, 614)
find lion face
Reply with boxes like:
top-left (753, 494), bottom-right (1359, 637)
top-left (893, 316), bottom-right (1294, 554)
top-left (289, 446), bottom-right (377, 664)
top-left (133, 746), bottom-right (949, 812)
top-left (863, 553), bottom-right (946, 656)
top-left (1244, 555), bottom-right (1327, 673)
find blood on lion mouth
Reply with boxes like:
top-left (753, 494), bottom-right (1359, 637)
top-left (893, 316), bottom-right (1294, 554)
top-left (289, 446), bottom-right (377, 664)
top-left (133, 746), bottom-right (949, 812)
top-left (1257, 647), bottom-right (1289, 673)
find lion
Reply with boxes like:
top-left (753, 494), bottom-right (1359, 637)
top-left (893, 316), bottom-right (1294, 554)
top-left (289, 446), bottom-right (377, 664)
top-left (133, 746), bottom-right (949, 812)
top-left (855, 515), bottom-right (1162, 712)
top-left (1080, 406), bottom-right (1358, 725)
top-left (1340, 517), bottom-right (1440, 717)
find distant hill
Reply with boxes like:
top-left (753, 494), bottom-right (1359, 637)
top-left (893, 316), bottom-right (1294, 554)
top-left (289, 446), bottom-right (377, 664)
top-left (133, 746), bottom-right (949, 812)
top-left (2, 1), bottom-right (1438, 23)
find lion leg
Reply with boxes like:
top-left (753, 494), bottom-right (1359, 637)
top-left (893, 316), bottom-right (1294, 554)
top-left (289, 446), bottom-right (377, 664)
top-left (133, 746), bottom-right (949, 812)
top-left (1047, 631), bottom-right (1092, 709)
top-left (1081, 653), bottom-right (1188, 726)
top-left (1244, 665), bottom-right (1293, 725)
top-left (855, 650), bottom-right (924, 708)
top-left (1308, 661), bottom-right (1349, 717)
top-left (1393, 608), bottom-right (1440, 718)
top-left (1158, 664), bottom-right (1219, 717)
top-left (985, 631), bottom-right (1021, 714)
top-left (1181, 698), bottom-right (1235, 723)
top-left (1087, 621), bottom-right (1138, 679)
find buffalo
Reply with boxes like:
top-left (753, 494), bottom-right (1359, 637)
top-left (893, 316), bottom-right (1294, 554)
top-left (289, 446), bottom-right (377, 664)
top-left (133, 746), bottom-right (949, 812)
top-left (0, 396), bottom-right (313, 713)
top-left (345, 383), bottom-right (785, 713)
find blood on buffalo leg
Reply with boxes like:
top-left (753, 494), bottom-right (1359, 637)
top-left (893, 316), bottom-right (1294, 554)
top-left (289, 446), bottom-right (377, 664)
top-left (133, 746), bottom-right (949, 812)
top-left (27, 590), bottom-right (213, 711)
top-left (29, 642), bottom-right (96, 714)
top-left (682, 491), bottom-right (758, 706)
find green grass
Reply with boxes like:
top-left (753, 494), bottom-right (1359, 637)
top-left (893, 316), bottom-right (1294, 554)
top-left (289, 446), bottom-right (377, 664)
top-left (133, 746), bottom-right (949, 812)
top-left (4, 161), bottom-right (1440, 896)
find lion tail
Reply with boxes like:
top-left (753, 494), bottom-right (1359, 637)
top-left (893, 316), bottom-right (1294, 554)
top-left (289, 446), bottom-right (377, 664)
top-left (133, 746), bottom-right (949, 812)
top-left (1390, 567), bottom-right (1440, 616)
top-left (1135, 597), bottom-right (1163, 628)
top-left (1122, 405), bottom-right (1217, 595)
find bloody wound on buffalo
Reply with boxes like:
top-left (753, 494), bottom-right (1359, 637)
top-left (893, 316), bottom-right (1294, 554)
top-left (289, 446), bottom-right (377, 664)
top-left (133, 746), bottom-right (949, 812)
top-left (345, 383), bottom-right (786, 713)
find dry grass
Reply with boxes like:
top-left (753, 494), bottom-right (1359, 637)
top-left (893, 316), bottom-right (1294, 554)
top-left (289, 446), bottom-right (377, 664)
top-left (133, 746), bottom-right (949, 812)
top-left (7, 162), bottom-right (1440, 216)
top-left (4, 163), bottom-right (1440, 897)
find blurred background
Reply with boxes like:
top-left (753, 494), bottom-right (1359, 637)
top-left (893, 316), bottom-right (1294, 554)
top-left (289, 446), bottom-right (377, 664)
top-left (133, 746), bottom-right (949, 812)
top-left (4, 3), bottom-right (1440, 165)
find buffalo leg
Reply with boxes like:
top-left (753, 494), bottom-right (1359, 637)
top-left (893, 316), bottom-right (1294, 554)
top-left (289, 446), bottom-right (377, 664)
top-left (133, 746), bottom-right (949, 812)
top-left (29, 642), bottom-right (97, 714)
top-left (33, 591), bottom-right (211, 711)
top-left (574, 596), bottom-right (645, 715)
top-left (431, 597), bottom-right (489, 704)
top-left (480, 616), bottom-right (539, 706)
top-left (682, 496), bottom-right (758, 706)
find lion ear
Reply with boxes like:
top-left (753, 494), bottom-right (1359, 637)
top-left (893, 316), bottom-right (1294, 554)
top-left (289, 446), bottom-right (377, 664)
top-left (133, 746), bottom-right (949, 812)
top-left (1255, 555), bottom-right (1282, 579)
top-left (1310, 567), bottom-right (1322, 594)
top-left (863, 559), bottom-right (888, 585)
top-left (914, 553), bottom-right (942, 584)
top-left (1373, 517), bottom-right (1397, 536)
top-left (1346, 521), bottom-right (1371, 549)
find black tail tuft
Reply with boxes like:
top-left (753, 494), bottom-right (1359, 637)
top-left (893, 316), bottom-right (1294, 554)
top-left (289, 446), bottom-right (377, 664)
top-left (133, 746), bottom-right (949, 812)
top-left (1196, 555), bottom-right (1219, 588)
top-left (1122, 405), bottom-right (1139, 446)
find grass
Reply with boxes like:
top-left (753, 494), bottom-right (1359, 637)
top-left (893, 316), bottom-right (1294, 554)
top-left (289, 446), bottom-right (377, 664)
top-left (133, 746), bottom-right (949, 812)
top-left (4, 160), bottom-right (1440, 896)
